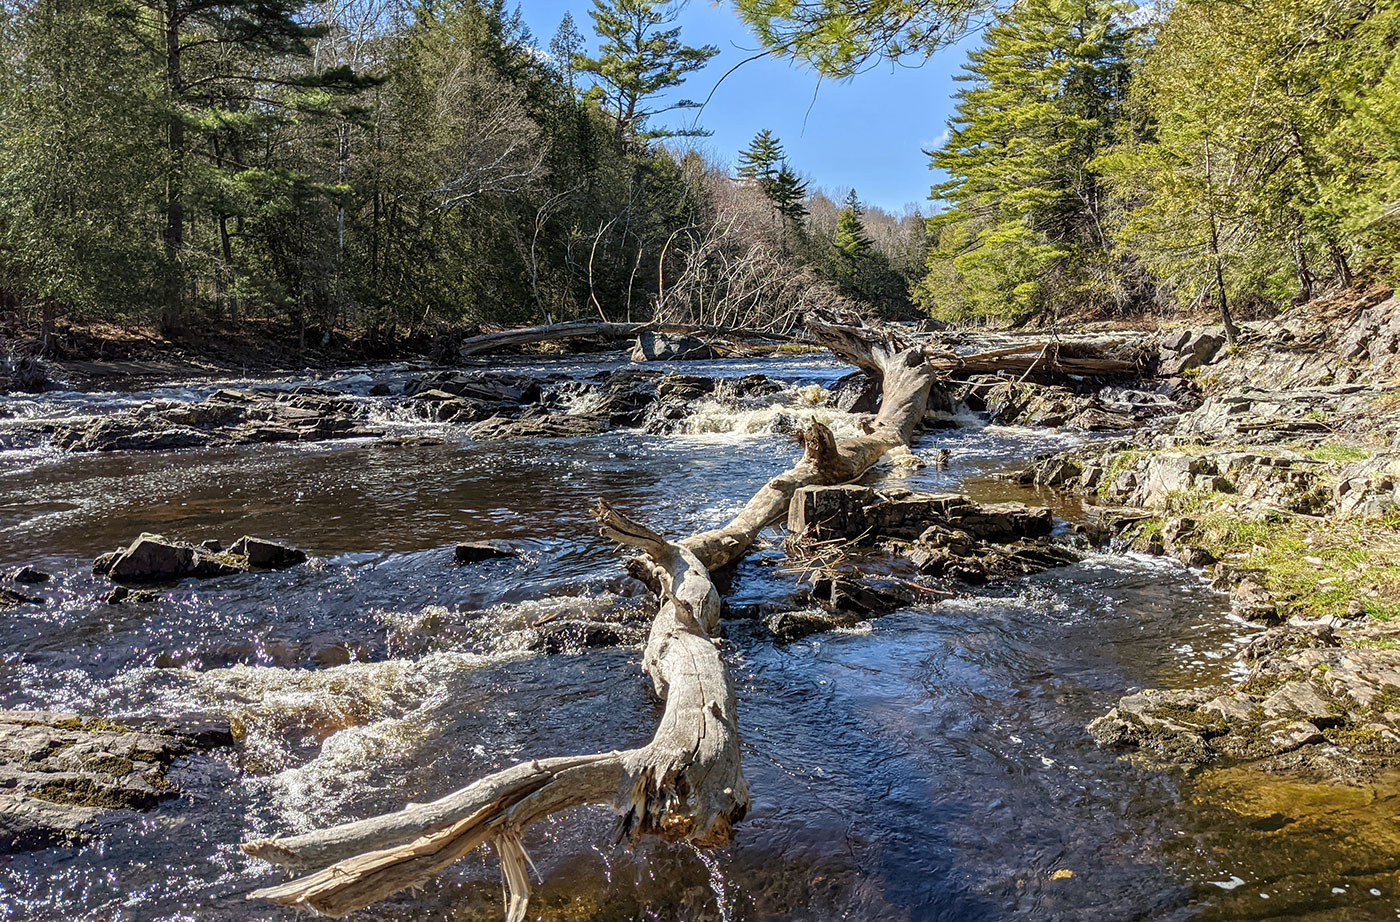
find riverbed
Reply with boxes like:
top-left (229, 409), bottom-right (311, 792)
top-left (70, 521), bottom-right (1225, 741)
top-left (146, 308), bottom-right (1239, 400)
top-left (2, 353), bottom-right (1398, 921)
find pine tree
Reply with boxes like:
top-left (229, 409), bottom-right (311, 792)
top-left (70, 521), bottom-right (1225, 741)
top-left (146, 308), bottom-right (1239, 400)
top-left (549, 12), bottom-right (585, 91)
top-left (737, 129), bottom-right (784, 185)
top-left (919, 0), bottom-right (1139, 323)
top-left (575, 0), bottom-right (718, 142)
top-left (771, 163), bottom-right (809, 225)
top-left (830, 189), bottom-right (873, 293)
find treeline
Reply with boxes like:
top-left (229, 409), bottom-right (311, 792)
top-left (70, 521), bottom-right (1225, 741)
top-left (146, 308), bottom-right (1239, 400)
top-left (920, 0), bottom-right (1400, 332)
top-left (0, 0), bottom-right (915, 351)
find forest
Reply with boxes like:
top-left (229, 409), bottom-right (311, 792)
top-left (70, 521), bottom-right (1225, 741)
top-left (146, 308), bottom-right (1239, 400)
top-left (3, 0), bottom-right (1393, 353)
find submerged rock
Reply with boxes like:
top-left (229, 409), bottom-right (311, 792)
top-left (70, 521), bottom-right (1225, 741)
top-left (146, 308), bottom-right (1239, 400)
top-left (0, 709), bottom-right (232, 854)
top-left (453, 541), bottom-right (520, 564)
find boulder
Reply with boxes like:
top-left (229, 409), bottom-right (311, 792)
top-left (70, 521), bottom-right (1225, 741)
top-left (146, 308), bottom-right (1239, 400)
top-left (1158, 329), bottom-right (1224, 376)
top-left (631, 331), bottom-right (716, 362)
top-left (95, 533), bottom-right (306, 583)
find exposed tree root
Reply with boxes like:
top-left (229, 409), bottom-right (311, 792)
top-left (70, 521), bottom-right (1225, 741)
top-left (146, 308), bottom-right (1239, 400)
top-left (241, 312), bottom-right (935, 917)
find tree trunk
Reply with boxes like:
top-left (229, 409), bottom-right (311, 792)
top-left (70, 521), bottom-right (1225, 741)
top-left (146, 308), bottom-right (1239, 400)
top-left (241, 313), bottom-right (936, 919)
top-left (162, 0), bottom-right (184, 325)
top-left (1207, 214), bottom-right (1239, 345)
top-left (457, 320), bottom-right (796, 357)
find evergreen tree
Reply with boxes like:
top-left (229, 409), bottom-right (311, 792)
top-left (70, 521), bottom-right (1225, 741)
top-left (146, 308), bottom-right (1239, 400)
top-left (549, 12), bottom-right (585, 91)
top-left (737, 129), bottom-right (785, 185)
top-left (771, 163), bottom-right (809, 225)
top-left (919, 0), bottom-right (1139, 323)
top-left (576, 0), bottom-right (718, 142)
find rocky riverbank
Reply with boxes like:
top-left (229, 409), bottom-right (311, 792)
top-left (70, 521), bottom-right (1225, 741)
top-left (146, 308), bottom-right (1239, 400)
top-left (1014, 287), bottom-right (1400, 782)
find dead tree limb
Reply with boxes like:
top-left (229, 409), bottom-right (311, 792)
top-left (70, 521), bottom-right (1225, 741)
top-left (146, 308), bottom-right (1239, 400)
top-left (458, 320), bottom-right (795, 356)
top-left (241, 313), bottom-right (935, 918)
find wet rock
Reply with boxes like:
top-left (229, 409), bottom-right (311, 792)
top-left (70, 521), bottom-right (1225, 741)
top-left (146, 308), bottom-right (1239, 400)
top-left (100, 586), bottom-right (158, 605)
top-left (95, 532), bottom-right (306, 584)
top-left (404, 371), bottom-right (542, 405)
top-left (767, 609), bottom-right (865, 642)
top-left (631, 331), bottom-right (716, 362)
top-left (529, 619), bottom-right (641, 653)
top-left (9, 565), bottom-right (50, 584)
top-left (368, 382), bottom-right (393, 396)
top-left (832, 373), bottom-right (881, 414)
top-left (0, 709), bottom-right (228, 854)
top-left (454, 541), bottom-right (519, 564)
top-left (655, 372), bottom-right (716, 403)
top-left (48, 388), bottom-right (383, 453)
top-left (810, 575), bottom-right (921, 616)
top-left (0, 586), bottom-right (41, 608)
top-left (467, 414), bottom-right (605, 440)
top-left (228, 536), bottom-right (306, 570)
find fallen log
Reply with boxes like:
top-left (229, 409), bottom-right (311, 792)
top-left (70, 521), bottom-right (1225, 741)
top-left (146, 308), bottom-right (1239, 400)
top-left (240, 313), bottom-right (936, 918)
top-left (458, 320), bottom-right (794, 357)
top-left (922, 341), bottom-right (1145, 379)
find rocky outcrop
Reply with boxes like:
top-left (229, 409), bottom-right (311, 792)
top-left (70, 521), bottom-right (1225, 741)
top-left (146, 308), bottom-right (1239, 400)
top-left (467, 414), bottom-right (605, 440)
top-left (0, 709), bottom-right (233, 853)
top-left (93, 533), bottom-right (308, 584)
top-left (43, 388), bottom-right (382, 453)
top-left (1090, 617), bottom-right (1400, 781)
top-left (981, 380), bottom-right (1175, 431)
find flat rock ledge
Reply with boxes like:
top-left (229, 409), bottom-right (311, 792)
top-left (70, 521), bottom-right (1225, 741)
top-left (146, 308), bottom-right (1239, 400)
top-left (0, 710), bottom-right (233, 854)
top-left (1091, 620), bottom-right (1400, 783)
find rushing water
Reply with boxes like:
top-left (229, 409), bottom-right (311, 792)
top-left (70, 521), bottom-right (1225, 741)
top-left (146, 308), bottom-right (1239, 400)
top-left (2, 354), bottom-right (1398, 922)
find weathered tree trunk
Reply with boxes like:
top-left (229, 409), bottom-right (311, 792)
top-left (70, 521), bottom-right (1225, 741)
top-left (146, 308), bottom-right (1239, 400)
top-left (241, 314), bottom-right (935, 918)
top-left (457, 320), bottom-right (794, 357)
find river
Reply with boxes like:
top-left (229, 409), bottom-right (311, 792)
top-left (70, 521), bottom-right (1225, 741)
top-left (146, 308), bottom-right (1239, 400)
top-left (2, 353), bottom-right (1397, 921)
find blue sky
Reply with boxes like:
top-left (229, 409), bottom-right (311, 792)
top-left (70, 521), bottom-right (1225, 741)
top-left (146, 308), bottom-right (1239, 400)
top-left (516, 0), bottom-right (977, 214)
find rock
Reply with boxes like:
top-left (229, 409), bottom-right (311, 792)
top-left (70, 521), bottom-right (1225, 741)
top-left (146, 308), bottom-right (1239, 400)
top-left (631, 331), bottom-right (716, 362)
top-left (227, 536), bottom-right (307, 570)
top-left (530, 620), bottom-right (641, 654)
top-left (1202, 694), bottom-right (1257, 722)
top-left (1158, 329), bottom-right (1224, 376)
top-left (9, 566), bottom-right (50, 584)
top-left (0, 709), bottom-right (226, 854)
top-left (1265, 720), bottom-right (1325, 753)
top-left (833, 373), bottom-right (881, 414)
top-left (655, 373), bottom-right (716, 403)
top-left (467, 414), bottom-right (605, 440)
top-left (1261, 681), bottom-right (1338, 725)
top-left (100, 534), bottom-right (197, 583)
top-left (0, 586), bottom-right (41, 608)
top-left (199, 539), bottom-right (223, 553)
top-left (767, 609), bottom-right (865, 642)
top-left (454, 541), bottom-right (519, 564)
top-left (95, 532), bottom-right (305, 584)
top-left (48, 389), bottom-right (383, 453)
top-left (368, 382), bottom-right (393, 396)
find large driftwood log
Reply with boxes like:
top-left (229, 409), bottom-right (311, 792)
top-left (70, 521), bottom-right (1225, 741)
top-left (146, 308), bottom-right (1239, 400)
top-left (241, 314), bottom-right (934, 918)
top-left (458, 320), bottom-right (794, 357)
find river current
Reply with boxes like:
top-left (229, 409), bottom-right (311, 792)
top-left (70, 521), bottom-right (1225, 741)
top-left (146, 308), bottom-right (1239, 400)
top-left (2, 353), bottom-right (1398, 921)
